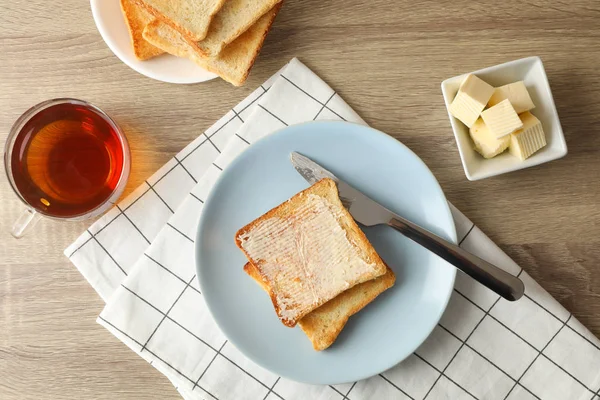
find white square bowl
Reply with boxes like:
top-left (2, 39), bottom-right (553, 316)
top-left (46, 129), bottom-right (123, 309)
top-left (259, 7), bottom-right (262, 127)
top-left (441, 56), bottom-right (567, 181)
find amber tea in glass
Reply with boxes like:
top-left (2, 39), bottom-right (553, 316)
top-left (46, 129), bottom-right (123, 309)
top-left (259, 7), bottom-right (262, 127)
top-left (4, 99), bottom-right (130, 237)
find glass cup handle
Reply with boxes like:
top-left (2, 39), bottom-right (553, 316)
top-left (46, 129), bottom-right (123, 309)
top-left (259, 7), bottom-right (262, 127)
top-left (11, 208), bottom-right (42, 238)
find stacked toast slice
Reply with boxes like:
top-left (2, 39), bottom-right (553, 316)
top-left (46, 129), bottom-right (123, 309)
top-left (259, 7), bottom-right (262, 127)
top-left (119, 0), bottom-right (283, 85)
top-left (235, 178), bottom-right (396, 350)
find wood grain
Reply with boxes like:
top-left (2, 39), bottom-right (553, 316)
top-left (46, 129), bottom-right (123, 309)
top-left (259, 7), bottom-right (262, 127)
top-left (1, 0), bottom-right (599, 398)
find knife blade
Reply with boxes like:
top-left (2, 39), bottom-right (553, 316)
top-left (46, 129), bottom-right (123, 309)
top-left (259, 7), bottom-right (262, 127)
top-left (290, 152), bottom-right (396, 227)
top-left (289, 151), bottom-right (524, 301)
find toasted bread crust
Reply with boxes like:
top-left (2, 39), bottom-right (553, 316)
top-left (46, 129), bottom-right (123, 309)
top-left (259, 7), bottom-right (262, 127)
top-left (244, 262), bottom-right (395, 350)
top-left (220, 2), bottom-right (280, 85)
top-left (135, 0), bottom-right (226, 42)
top-left (120, 0), bottom-right (164, 60)
top-left (239, 4), bottom-right (279, 84)
top-left (192, 0), bottom-right (282, 58)
top-left (235, 178), bottom-right (388, 327)
top-left (142, 4), bottom-right (280, 86)
top-left (300, 267), bottom-right (395, 350)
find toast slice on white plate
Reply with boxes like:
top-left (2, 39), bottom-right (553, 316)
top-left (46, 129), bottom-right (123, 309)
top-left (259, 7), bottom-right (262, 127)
top-left (136, 0), bottom-right (226, 41)
top-left (244, 262), bottom-right (395, 350)
top-left (120, 0), bottom-right (164, 60)
top-left (142, 4), bottom-right (281, 86)
top-left (193, 0), bottom-right (282, 58)
top-left (235, 178), bottom-right (388, 327)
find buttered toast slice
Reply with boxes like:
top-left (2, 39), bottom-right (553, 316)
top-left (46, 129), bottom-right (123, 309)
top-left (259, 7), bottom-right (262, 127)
top-left (136, 0), bottom-right (226, 41)
top-left (142, 4), bottom-right (281, 86)
top-left (120, 0), bottom-right (164, 60)
top-left (244, 262), bottom-right (395, 351)
top-left (235, 178), bottom-right (388, 327)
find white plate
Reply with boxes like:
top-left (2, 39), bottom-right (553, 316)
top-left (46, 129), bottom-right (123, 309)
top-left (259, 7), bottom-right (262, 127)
top-left (196, 121), bottom-right (457, 384)
top-left (441, 56), bottom-right (567, 181)
top-left (90, 0), bottom-right (217, 84)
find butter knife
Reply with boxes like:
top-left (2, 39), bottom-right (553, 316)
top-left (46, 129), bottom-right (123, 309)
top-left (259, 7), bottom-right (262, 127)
top-left (290, 152), bottom-right (524, 302)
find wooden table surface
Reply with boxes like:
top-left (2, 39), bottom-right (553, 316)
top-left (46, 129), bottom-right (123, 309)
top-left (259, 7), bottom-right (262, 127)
top-left (1, 0), bottom-right (600, 398)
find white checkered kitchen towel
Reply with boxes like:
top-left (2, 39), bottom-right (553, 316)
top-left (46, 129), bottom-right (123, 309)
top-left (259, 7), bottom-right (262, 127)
top-left (65, 58), bottom-right (600, 400)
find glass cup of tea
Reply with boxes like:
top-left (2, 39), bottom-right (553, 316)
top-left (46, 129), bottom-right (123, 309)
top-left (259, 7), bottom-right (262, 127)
top-left (4, 98), bottom-right (131, 238)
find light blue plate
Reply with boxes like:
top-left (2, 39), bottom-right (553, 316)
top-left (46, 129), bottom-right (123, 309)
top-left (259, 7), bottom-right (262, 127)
top-left (196, 121), bottom-right (456, 384)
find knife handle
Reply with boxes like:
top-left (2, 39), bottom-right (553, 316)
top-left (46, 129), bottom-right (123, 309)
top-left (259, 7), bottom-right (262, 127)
top-left (387, 217), bottom-right (524, 302)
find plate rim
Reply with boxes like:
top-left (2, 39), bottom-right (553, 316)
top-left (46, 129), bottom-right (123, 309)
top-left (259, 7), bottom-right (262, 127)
top-left (195, 120), bottom-right (457, 384)
top-left (89, 0), bottom-right (217, 84)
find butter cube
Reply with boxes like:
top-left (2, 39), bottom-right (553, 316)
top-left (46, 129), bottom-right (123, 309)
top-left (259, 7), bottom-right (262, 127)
top-left (509, 111), bottom-right (546, 160)
top-left (488, 81), bottom-right (535, 114)
top-left (481, 99), bottom-right (523, 138)
top-left (469, 118), bottom-right (510, 158)
top-left (449, 74), bottom-right (495, 128)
